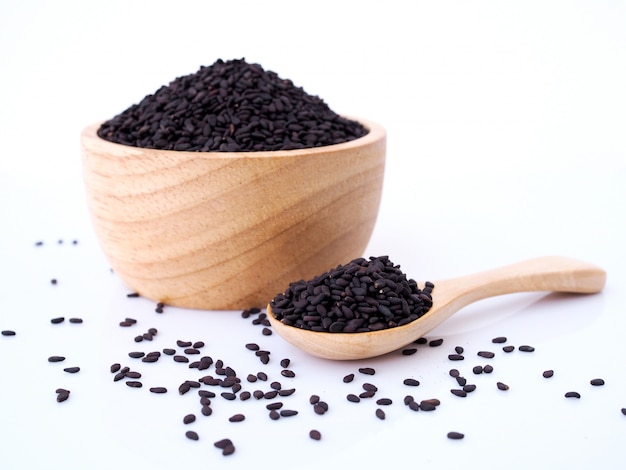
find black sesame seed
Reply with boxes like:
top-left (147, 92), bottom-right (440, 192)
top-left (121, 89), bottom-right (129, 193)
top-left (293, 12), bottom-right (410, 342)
top-left (429, 338), bottom-right (444, 347)
top-left (565, 391), bottom-right (581, 398)
top-left (281, 369), bottom-right (295, 378)
top-left (477, 351), bottom-right (495, 358)
top-left (110, 363), bottom-right (121, 373)
top-left (347, 394), bottom-right (360, 403)
top-left (447, 431), bottom-right (465, 440)
top-left (492, 336), bottom-right (507, 343)
top-left (472, 365), bottom-right (483, 375)
top-left (48, 356), bottom-right (66, 363)
top-left (343, 373), bottom-right (355, 383)
top-left (502, 346), bottom-right (515, 353)
top-left (1, 330), bottom-right (16, 336)
top-left (150, 387), bottom-right (168, 393)
top-left (63, 367), bottom-right (80, 373)
top-left (245, 343), bottom-right (260, 351)
top-left (402, 348), bottom-right (417, 355)
top-left (419, 401), bottom-right (437, 411)
top-left (359, 367), bottom-right (376, 375)
top-left (375, 408), bottom-right (386, 420)
top-left (451, 389), bottom-right (467, 397)
top-left (280, 409), bottom-right (298, 417)
top-left (56, 389), bottom-right (70, 402)
top-left (449, 369), bottom-right (460, 378)
top-left (590, 378), bottom-right (605, 386)
top-left (229, 414), bottom-right (246, 422)
top-left (126, 381), bottom-right (142, 388)
top-left (403, 378), bottom-right (420, 386)
top-left (183, 414), bottom-right (196, 424)
top-left (448, 354), bottom-right (464, 361)
top-left (50, 317), bottom-right (65, 324)
top-left (280, 358), bottom-right (291, 368)
top-left (518, 345), bottom-right (535, 352)
top-left (455, 346), bottom-right (464, 354)
top-left (497, 382), bottom-right (509, 391)
top-left (185, 431), bottom-right (199, 441)
top-left (309, 430), bottom-right (322, 440)
top-left (483, 365), bottom-right (494, 374)
top-left (128, 351), bottom-right (145, 359)
top-left (376, 398), bottom-right (393, 405)
top-left (69, 318), bottom-right (83, 324)
top-left (543, 370), bottom-right (554, 378)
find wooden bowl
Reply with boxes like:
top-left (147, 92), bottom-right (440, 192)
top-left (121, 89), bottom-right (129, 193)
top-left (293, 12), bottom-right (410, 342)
top-left (81, 118), bottom-right (386, 310)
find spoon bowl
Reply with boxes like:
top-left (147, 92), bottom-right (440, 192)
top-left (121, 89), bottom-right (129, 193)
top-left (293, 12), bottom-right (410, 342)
top-left (267, 256), bottom-right (606, 360)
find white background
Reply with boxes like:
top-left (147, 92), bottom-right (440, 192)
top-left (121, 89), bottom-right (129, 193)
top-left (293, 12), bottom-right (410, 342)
top-left (1, 1), bottom-right (625, 469)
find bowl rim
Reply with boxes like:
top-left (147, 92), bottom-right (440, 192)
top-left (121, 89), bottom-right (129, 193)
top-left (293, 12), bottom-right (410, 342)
top-left (82, 116), bottom-right (385, 160)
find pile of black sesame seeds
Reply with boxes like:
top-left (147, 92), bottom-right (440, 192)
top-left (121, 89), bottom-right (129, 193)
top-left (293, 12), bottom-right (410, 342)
top-left (269, 255), bottom-right (435, 333)
top-left (97, 58), bottom-right (368, 152)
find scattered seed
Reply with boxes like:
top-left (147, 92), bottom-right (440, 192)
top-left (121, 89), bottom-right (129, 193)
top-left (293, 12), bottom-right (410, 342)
top-left (492, 337), bottom-right (507, 343)
top-left (128, 351), bottom-right (145, 359)
top-left (48, 356), bottom-right (66, 363)
top-left (281, 369), bottom-right (295, 378)
top-left (309, 430), bottom-right (322, 440)
top-left (403, 378), bottom-right (420, 387)
top-left (402, 348), bottom-right (417, 355)
top-left (483, 365), bottom-right (494, 374)
top-left (56, 388), bottom-right (70, 402)
top-left (185, 431), bottom-right (199, 441)
top-left (229, 414), bottom-right (245, 422)
top-left (183, 414), bottom-right (196, 424)
top-left (455, 346), bottom-right (464, 354)
top-left (1, 330), bottom-right (16, 336)
top-left (126, 381), bottom-right (142, 388)
top-left (50, 317), bottom-right (65, 324)
top-left (280, 358), bottom-right (291, 368)
top-left (69, 318), bottom-right (83, 324)
top-left (447, 431), bottom-right (465, 440)
top-left (449, 369), bottom-right (460, 378)
top-left (280, 409), bottom-right (298, 417)
top-left (565, 391), bottom-right (581, 398)
top-left (63, 367), bottom-right (80, 373)
top-left (518, 345), bottom-right (535, 352)
top-left (375, 408), bottom-right (386, 420)
top-left (245, 343), bottom-right (260, 351)
top-left (497, 382), bottom-right (509, 391)
top-left (429, 338), bottom-right (444, 347)
top-left (448, 354), bottom-right (464, 361)
top-left (472, 365), bottom-right (483, 375)
top-left (419, 401), bottom-right (437, 411)
top-left (477, 351), bottom-right (495, 358)
top-left (343, 373), bottom-right (355, 383)
top-left (502, 346), bottom-right (515, 353)
top-left (347, 394), bottom-right (360, 403)
top-left (590, 378), bottom-right (605, 386)
top-left (451, 389), bottom-right (467, 397)
top-left (543, 370), bottom-right (554, 378)
top-left (150, 387), bottom-right (168, 393)
top-left (359, 367), bottom-right (376, 375)
top-left (376, 398), bottom-right (393, 405)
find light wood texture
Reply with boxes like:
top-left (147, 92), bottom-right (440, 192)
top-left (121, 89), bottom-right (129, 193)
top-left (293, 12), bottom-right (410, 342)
top-left (81, 118), bottom-right (386, 310)
top-left (267, 256), bottom-right (606, 360)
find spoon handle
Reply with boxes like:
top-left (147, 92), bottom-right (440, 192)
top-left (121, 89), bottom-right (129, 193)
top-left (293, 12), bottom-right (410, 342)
top-left (437, 256), bottom-right (606, 309)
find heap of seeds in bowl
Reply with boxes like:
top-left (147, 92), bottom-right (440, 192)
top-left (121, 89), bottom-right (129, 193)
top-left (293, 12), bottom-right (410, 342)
top-left (269, 256), bottom-right (434, 333)
top-left (98, 58), bottom-right (368, 152)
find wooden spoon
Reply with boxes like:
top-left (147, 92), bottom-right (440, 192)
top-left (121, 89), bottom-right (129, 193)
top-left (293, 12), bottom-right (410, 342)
top-left (267, 256), bottom-right (606, 360)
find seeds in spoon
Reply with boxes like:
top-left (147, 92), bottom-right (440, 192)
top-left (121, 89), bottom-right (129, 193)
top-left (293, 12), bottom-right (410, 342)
top-left (269, 256), bottom-right (434, 333)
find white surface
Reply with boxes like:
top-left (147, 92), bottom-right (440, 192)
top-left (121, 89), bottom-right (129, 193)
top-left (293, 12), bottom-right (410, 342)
top-left (1, 1), bottom-right (625, 469)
